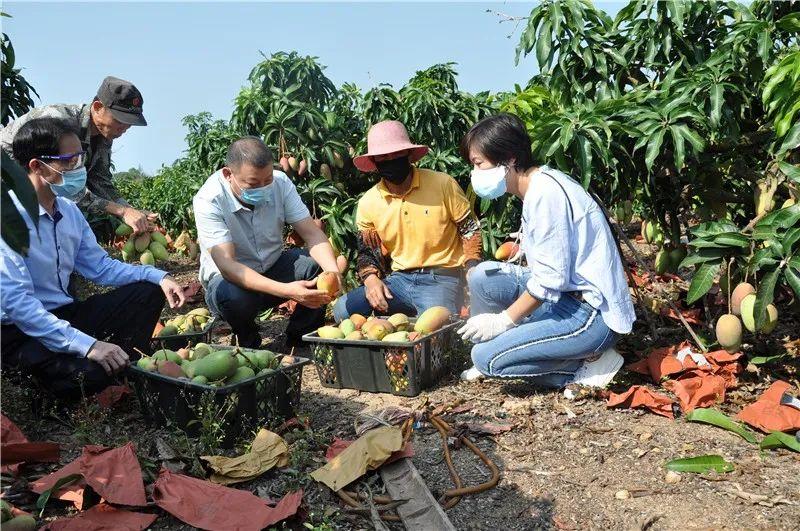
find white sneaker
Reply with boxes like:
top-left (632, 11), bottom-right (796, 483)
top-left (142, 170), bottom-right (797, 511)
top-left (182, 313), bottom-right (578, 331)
top-left (570, 348), bottom-right (624, 388)
top-left (460, 366), bottom-right (485, 381)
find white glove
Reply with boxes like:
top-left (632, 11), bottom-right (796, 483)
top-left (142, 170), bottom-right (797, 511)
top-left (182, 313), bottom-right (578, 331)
top-left (458, 311), bottom-right (517, 343)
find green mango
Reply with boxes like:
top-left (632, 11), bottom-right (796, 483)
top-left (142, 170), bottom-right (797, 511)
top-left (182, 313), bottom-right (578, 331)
top-left (149, 241), bottom-right (169, 261)
top-left (654, 249), bottom-right (671, 275)
top-left (136, 357), bottom-right (157, 371)
top-left (192, 375), bottom-right (208, 385)
top-left (150, 231), bottom-right (168, 247)
top-left (227, 366), bottom-right (256, 385)
top-left (153, 349), bottom-right (182, 364)
top-left (339, 319), bottom-right (356, 336)
top-left (140, 250), bottom-right (155, 265)
top-left (249, 350), bottom-right (277, 370)
top-left (192, 343), bottom-right (211, 360)
top-left (115, 223), bottom-right (134, 236)
top-left (193, 350), bottom-right (238, 381)
top-left (158, 325), bottom-right (179, 337)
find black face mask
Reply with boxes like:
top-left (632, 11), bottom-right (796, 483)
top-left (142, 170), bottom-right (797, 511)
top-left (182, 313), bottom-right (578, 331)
top-left (375, 156), bottom-right (411, 185)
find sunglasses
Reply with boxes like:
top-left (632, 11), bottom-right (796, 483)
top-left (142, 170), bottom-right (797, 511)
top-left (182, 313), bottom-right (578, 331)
top-left (39, 151), bottom-right (87, 170)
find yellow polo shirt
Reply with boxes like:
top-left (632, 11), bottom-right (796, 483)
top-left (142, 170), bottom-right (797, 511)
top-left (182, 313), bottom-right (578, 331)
top-left (356, 167), bottom-right (471, 271)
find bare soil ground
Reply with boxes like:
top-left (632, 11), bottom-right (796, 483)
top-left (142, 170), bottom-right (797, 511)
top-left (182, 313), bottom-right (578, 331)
top-left (2, 245), bottom-right (799, 530)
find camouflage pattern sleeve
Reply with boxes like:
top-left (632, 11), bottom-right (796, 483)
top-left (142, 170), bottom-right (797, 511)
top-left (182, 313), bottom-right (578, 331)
top-left (356, 229), bottom-right (387, 282)
top-left (457, 215), bottom-right (482, 267)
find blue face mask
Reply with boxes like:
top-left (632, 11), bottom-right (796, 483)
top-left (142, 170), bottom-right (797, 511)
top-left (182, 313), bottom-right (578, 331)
top-left (470, 165), bottom-right (508, 199)
top-left (40, 162), bottom-right (87, 199)
top-left (233, 177), bottom-right (273, 206)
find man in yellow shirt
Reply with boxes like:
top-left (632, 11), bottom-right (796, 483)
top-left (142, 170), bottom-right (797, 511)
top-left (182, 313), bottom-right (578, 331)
top-left (333, 121), bottom-right (482, 321)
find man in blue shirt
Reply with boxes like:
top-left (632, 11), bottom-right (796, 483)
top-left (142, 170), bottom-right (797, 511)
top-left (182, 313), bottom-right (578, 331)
top-left (0, 118), bottom-right (186, 400)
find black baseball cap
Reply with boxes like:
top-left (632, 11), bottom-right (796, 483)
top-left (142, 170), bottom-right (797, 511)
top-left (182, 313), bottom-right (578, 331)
top-left (96, 76), bottom-right (147, 126)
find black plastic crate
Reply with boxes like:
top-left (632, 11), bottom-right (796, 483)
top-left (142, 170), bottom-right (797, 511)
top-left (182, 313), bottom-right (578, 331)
top-left (150, 317), bottom-right (216, 352)
top-left (302, 320), bottom-right (461, 397)
top-left (126, 347), bottom-right (309, 447)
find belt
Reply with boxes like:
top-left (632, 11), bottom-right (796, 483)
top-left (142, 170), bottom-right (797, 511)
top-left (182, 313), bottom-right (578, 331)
top-left (400, 267), bottom-right (462, 279)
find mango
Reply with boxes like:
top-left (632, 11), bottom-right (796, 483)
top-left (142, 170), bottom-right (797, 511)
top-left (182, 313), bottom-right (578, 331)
top-left (318, 325), bottom-right (345, 340)
top-left (715, 314), bottom-right (742, 353)
top-left (156, 360), bottom-right (184, 379)
top-left (149, 241), bottom-right (169, 261)
top-left (349, 314), bottom-right (367, 330)
top-left (158, 325), bottom-right (178, 337)
top-left (140, 250), bottom-right (155, 265)
top-left (192, 343), bottom-right (212, 359)
top-left (654, 249), bottom-right (670, 275)
top-left (669, 246), bottom-right (687, 270)
top-left (137, 357), bottom-right (157, 372)
top-left (641, 221), bottom-right (663, 245)
top-left (193, 350), bottom-right (239, 381)
top-left (227, 366), bottom-right (256, 385)
top-left (494, 241), bottom-right (520, 261)
top-left (364, 322), bottom-right (392, 341)
top-left (288, 156), bottom-right (299, 171)
top-left (320, 163), bottom-right (333, 180)
top-left (317, 272), bottom-right (340, 297)
top-left (192, 375), bottom-right (208, 385)
top-left (339, 319), bottom-right (356, 336)
top-left (414, 306), bottom-right (452, 335)
top-left (115, 223), bottom-right (133, 236)
top-left (3, 515), bottom-right (37, 531)
top-left (279, 156), bottom-right (290, 172)
top-left (134, 232), bottom-right (151, 253)
top-left (122, 237), bottom-right (135, 255)
top-left (248, 350), bottom-right (277, 370)
top-left (387, 313), bottom-right (410, 331)
top-left (257, 368), bottom-right (275, 376)
top-left (236, 353), bottom-right (249, 367)
top-left (761, 304), bottom-right (779, 334)
top-left (153, 349), bottom-right (182, 364)
top-left (740, 293), bottom-right (758, 332)
top-left (383, 331), bottom-right (410, 343)
top-left (151, 231), bottom-right (168, 247)
top-left (188, 308), bottom-right (211, 317)
top-left (182, 360), bottom-right (197, 378)
top-left (731, 283), bottom-right (755, 316)
top-left (176, 347), bottom-right (191, 360)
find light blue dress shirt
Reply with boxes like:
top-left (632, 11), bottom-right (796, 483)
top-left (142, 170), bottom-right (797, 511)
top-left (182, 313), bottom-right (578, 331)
top-left (519, 166), bottom-right (636, 334)
top-left (193, 170), bottom-right (311, 285)
top-left (0, 193), bottom-right (167, 356)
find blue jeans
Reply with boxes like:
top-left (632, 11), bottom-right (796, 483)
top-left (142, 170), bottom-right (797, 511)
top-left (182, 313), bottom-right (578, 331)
top-left (205, 249), bottom-right (325, 348)
top-left (333, 271), bottom-right (462, 322)
top-left (467, 261), bottom-right (617, 387)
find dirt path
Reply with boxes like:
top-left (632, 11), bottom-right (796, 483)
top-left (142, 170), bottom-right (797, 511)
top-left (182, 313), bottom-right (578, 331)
top-left (2, 250), bottom-right (799, 530)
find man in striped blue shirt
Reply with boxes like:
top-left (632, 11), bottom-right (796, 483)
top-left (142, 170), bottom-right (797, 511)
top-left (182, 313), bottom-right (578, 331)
top-left (0, 118), bottom-right (186, 399)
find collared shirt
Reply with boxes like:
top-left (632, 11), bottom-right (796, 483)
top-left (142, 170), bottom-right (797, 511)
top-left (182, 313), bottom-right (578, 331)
top-left (194, 169), bottom-right (311, 285)
top-left (519, 166), bottom-right (636, 334)
top-left (0, 193), bottom-right (167, 356)
top-left (0, 104), bottom-right (127, 215)
top-left (356, 167), bottom-right (471, 271)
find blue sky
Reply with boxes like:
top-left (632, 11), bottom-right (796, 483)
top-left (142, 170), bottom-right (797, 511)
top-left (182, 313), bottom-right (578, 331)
top-left (4, 1), bottom-right (623, 174)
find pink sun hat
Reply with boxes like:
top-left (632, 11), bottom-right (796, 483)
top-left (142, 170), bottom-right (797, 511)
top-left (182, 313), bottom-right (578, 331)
top-left (353, 120), bottom-right (429, 172)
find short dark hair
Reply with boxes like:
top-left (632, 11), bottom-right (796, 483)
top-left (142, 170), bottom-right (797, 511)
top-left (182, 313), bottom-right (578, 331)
top-left (460, 113), bottom-right (536, 172)
top-left (12, 118), bottom-right (81, 170)
top-left (226, 136), bottom-right (273, 169)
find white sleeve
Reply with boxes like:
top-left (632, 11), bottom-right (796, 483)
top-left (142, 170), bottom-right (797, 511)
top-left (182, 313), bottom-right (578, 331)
top-left (524, 184), bottom-right (573, 302)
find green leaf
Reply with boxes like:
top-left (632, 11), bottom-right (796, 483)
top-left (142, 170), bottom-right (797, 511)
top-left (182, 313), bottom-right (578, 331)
top-left (783, 227), bottom-right (800, 255)
top-left (645, 128), bottom-right (666, 171)
top-left (712, 232), bottom-right (749, 248)
top-left (750, 353), bottom-right (787, 365)
top-left (670, 124), bottom-right (685, 170)
top-left (754, 267), bottom-right (780, 331)
top-left (36, 473), bottom-right (83, 516)
top-left (536, 19), bottom-right (553, 70)
top-left (760, 432), bottom-right (800, 452)
top-left (685, 408), bottom-right (758, 444)
top-left (686, 261), bottom-right (721, 304)
top-left (679, 248), bottom-right (727, 268)
top-left (665, 455), bottom-right (734, 474)
top-left (690, 220), bottom-right (740, 238)
top-left (777, 122), bottom-right (800, 154)
top-left (784, 265), bottom-right (800, 299)
top-left (710, 84), bottom-right (723, 128)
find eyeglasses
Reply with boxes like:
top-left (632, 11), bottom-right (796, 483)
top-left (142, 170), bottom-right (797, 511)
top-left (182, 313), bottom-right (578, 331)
top-left (39, 151), bottom-right (87, 171)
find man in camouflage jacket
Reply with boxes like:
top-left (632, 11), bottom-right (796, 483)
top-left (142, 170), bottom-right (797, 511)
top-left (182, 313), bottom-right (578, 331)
top-left (0, 76), bottom-right (156, 233)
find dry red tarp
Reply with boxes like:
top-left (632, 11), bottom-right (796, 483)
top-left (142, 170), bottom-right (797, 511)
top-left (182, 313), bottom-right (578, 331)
top-left (32, 442), bottom-right (147, 509)
top-left (1, 414), bottom-right (59, 474)
top-left (152, 467), bottom-right (302, 531)
top-left (607, 385), bottom-right (675, 418)
top-left (737, 380), bottom-right (800, 433)
top-left (42, 503), bottom-right (156, 531)
top-left (663, 370), bottom-right (727, 413)
top-left (95, 385), bottom-right (131, 409)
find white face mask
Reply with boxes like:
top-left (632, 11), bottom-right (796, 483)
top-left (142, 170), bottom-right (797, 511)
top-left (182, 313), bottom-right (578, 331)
top-left (470, 165), bottom-right (508, 199)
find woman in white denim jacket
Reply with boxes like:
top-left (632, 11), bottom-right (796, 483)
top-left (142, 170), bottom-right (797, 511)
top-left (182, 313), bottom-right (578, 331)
top-left (458, 114), bottom-right (636, 388)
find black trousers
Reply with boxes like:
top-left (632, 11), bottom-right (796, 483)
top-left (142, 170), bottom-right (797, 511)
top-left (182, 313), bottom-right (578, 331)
top-left (205, 249), bottom-right (325, 348)
top-left (1, 281), bottom-right (165, 400)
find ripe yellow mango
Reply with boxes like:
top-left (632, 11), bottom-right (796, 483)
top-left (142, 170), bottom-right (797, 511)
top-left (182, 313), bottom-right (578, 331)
top-left (414, 306), bottom-right (452, 335)
top-left (318, 325), bottom-right (345, 340)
